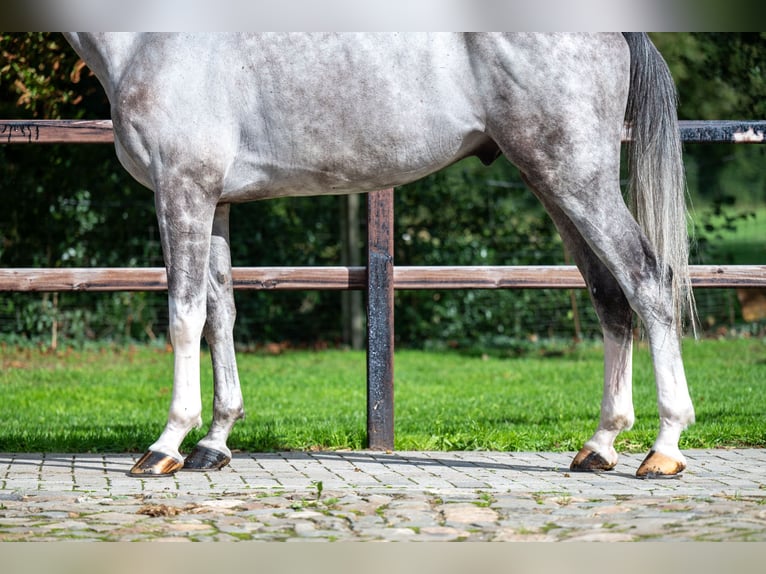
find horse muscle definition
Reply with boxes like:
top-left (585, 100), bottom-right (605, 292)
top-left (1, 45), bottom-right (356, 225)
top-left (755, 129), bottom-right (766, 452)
top-left (63, 33), bottom-right (695, 478)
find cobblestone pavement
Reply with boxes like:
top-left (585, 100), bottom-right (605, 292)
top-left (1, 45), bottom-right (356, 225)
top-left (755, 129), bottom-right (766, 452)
top-left (0, 449), bottom-right (765, 541)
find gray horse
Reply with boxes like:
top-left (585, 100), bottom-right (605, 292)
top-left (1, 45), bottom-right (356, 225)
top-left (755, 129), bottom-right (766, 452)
top-left (64, 33), bottom-right (695, 478)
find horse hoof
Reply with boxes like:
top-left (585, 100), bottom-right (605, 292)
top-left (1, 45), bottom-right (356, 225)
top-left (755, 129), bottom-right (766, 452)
top-left (570, 447), bottom-right (616, 472)
top-left (636, 450), bottom-right (685, 478)
top-left (128, 450), bottom-right (183, 477)
top-left (182, 445), bottom-right (231, 472)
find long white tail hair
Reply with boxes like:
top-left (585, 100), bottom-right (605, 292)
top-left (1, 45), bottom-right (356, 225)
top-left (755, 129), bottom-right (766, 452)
top-left (623, 32), bottom-right (696, 335)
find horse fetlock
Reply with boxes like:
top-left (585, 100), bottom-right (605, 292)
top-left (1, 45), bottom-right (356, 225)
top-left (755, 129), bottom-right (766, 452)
top-left (670, 411), bottom-right (695, 432)
top-left (658, 405), bottom-right (695, 432)
top-left (211, 402), bottom-right (244, 427)
top-left (166, 409), bottom-right (203, 436)
top-left (601, 413), bottom-right (634, 433)
top-left (196, 437), bottom-right (233, 459)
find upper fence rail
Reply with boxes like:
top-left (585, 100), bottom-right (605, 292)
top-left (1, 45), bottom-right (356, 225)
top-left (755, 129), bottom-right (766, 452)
top-left (1, 119), bottom-right (765, 293)
top-left (3, 119), bottom-right (766, 144)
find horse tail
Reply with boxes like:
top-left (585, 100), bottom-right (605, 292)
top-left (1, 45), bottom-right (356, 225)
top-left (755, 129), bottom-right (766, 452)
top-left (622, 32), bottom-right (696, 335)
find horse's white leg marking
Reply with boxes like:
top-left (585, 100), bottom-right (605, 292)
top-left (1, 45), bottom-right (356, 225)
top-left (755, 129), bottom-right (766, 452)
top-left (191, 204), bottom-right (244, 465)
top-left (580, 331), bottom-right (634, 466)
top-left (147, 293), bottom-right (205, 462)
top-left (644, 321), bottom-right (694, 464)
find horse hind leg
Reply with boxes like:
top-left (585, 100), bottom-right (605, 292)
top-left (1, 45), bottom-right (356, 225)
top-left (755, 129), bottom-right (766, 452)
top-left (183, 204), bottom-right (244, 472)
top-left (525, 172), bottom-right (693, 477)
top-left (531, 187), bottom-right (635, 472)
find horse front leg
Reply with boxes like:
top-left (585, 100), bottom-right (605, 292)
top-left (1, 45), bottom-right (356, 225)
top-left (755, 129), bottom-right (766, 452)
top-left (183, 204), bottom-right (244, 471)
top-left (129, 182), bottom-right (217, 477)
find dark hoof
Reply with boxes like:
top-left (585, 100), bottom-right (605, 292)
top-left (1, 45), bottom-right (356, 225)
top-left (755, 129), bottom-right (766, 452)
top-left (128, 451), bottom-right (183, 477)
top-left (182, 445), bottom-right (231, 472)
top-left (570, 447), bottom-right (616, 472)
top-left (636, 450), bottom-right (685, 478)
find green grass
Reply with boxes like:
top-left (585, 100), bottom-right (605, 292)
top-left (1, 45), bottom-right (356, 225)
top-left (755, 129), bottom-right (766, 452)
top-left (0, 338), bottom-right (764, 453)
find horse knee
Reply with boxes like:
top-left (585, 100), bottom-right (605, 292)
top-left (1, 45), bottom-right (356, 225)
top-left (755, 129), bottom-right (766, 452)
top-left (169, 299), bottom-right (207, 348)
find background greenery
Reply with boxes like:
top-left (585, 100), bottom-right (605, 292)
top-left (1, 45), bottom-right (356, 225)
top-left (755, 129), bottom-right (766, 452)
top-left (1, 33), bottom-right (764, 349)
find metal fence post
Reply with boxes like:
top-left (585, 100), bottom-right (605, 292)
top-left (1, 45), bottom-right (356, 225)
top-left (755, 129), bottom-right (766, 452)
top-left (366, 188), bottom-right (395, 450)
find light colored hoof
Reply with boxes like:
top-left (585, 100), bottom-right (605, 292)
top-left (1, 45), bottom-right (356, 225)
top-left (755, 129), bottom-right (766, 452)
top-left (636, 450), bottom-right (685, 478)
top-left (128, 450), bottom-right (184, 477)
top-left (570, 447), bottom-right (616, 472)
top-left (182, 445), bottom-right (231, 472)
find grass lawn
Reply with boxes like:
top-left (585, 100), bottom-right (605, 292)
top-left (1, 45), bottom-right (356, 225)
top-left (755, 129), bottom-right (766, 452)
top-left (0, 338), bottom-right (764, 453)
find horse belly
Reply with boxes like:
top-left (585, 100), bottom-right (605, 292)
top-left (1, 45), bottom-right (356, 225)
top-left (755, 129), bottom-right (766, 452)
top-left (220, 127), bottom-right (488, 201)
top-left (217, 34), bottom-right (488, 201)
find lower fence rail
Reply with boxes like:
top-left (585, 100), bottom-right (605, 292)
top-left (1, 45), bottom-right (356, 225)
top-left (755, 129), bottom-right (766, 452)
top-left (1, 264), bottom-right (765, 292)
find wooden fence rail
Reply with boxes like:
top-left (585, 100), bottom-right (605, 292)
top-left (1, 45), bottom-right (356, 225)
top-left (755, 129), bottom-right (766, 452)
top-left (4, 118), bottom-right (766, 144)
top-left (1, 264), bottom-right (765, 292)
top-left (2, 118), bottom-right (766, 450)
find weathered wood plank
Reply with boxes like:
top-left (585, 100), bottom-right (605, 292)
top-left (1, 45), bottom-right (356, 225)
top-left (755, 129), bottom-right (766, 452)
top-left (0, 267), bottom-right (366, 292)
top-left (396, 265), bottom-right (766, 289)
top-left (394, 266), bottom-right (586, 289)
top-left (4, 119), bottom-right (766, 145)
top-left (0, 268), bottom-right (167, 292)
top-left (1, 265), bottom-right (763, 292)
top-left (0, 120), bottom-right (114, 144)
top-left (233, 267), bottom-right (366, 290)
top-left (688, 265), bottom-right (766, 288)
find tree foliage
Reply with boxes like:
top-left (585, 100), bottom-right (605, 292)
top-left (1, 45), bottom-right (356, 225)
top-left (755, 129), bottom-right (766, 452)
top-left (651, 33), bottom-right (766, 206)
top-left (0, 32), bottom-right (107, 119)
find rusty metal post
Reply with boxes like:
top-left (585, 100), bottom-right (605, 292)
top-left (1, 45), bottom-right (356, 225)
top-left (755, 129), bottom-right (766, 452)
top-left (366, 189), bottom-right (395, 450)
